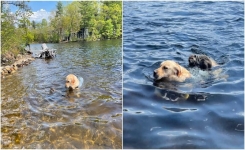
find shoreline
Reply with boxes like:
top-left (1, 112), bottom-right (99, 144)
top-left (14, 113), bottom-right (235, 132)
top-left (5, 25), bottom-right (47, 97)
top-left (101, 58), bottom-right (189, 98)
top-left (1, 53), bottom-right (35, 79)
top-left (0, 38), bottom-right (122, 79)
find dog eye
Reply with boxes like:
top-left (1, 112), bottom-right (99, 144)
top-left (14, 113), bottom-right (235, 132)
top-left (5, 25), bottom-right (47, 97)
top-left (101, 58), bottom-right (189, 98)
top-left (163, 66), bottom-right (168, 70)
top-left (66, 81), bottom-right (69, 83)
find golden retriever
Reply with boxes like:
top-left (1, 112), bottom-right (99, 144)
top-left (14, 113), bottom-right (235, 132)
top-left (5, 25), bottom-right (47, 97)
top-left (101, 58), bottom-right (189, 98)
top-left (154, 60), bottom-right (191, 82)
top-left (65, 74), bottom-right (80, 90)
top-left (188, 54), bottom-right (218, 70)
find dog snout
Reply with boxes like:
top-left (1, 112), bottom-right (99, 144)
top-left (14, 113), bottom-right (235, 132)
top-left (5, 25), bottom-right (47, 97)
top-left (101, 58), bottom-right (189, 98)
top-left (189, 56), bottom-right (196, 66)
top-left (68, 86), bottom-right (73, 91)
top-left (189, 56), bottom-right (193, 61)
top-left (189, 58), bottom-right (193, 63)
top-left (153, 69), bottom-right (158, 78)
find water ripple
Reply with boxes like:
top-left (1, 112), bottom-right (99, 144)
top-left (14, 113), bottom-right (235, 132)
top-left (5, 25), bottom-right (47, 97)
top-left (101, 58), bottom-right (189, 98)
top-left (123, 1), bottom-right (244, 149)
top-left (1, 40), bottom-right (122, 149)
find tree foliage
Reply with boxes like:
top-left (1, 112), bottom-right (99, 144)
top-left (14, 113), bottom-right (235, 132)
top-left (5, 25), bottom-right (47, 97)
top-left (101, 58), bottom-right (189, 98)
top-left (1, 1), bottom-right (122, 55)
top-left (32, 1), bottom-right (122, 43)
top-left (1, 1), bottom-right (33, 55)
top-left (63, 1), bottom-right (81, 41)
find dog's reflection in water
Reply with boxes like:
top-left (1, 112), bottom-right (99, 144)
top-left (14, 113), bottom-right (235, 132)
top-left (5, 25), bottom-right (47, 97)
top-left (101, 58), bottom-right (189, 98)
top-left (153, 81), bottom-right (190, 101)
top-left (153, 81), bottom-right (208, 102)
top-left (66, 89), bottom-right (81, 102)
top-left (49, 87), bottom-right (81, 102)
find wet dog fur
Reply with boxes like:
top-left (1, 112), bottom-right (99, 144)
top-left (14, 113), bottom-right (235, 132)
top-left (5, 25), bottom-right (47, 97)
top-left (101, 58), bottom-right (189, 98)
top-left (65, 74), bottom-right (80, 90)
top-left (188, 54), bottom-right (218, 70)
top-left (153, 60), bottom-right (191, 82)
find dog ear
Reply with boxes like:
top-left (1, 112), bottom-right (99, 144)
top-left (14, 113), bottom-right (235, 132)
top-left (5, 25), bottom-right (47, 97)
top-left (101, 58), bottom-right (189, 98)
top-left (174, 63), bottom-right (182, 77)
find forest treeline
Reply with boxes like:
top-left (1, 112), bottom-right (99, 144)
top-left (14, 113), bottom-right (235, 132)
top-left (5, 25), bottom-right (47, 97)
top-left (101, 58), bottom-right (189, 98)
top-left (1, 1), bottom-right (122, 56)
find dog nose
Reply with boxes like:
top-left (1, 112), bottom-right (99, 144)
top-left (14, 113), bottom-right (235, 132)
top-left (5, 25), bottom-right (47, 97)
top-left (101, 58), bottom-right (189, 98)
top-left (68, 86), bottom-right (73, 91)
top-left (153, 70), bottom-right (157, 78)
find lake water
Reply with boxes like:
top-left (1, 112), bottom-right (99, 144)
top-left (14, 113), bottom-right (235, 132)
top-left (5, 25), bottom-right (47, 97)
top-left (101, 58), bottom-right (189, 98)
top-left (1, 40), bottom-right (122, 149)
top-left (123, 1), bottom-right (244, 149)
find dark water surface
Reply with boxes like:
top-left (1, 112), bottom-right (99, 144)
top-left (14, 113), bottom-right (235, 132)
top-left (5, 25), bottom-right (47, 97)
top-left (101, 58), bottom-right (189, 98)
top-left (1, 40), bottom-right (122, 148)
top-left (123, 2), bottom-right (244, 149)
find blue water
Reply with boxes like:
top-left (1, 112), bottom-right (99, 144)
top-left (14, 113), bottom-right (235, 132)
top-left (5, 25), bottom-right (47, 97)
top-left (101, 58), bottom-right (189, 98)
top-left (123, 1), bottom-right (244, 149)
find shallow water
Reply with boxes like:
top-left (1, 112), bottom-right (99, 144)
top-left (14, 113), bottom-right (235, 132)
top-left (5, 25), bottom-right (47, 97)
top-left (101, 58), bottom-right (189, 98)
top-left (1, 40), bottom-right (122, 149)
top-left (123, 1), bottom-right (244, 149)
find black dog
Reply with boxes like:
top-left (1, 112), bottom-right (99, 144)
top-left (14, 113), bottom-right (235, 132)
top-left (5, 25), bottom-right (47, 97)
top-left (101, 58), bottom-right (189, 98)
top-left (188, 54), bottom-right (218, 70)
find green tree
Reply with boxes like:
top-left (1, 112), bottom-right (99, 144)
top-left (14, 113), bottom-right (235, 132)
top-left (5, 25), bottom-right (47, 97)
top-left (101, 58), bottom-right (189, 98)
top-left (101, 1), bottom-right (122, 39)
top-left (55, 1), bottom-right (64, 42)
top-left (1, 1), bottom-right (33, 56)
top-left (79, 1), bottom-right (98, 29)
top-left (56, 1), bottom-right (63, 17)
top-left (101, 19), bottom-right (114, 39)
top-left (48, 11), bottom-right (60, 43)
top-left (31, 1), bottom-right (122, 43)
top-left (41, 19), bottom-right (48, 27)
top-left (63, 1), bottom-right (81, 41)
top-left (32, 20), bottom-right (36, 29)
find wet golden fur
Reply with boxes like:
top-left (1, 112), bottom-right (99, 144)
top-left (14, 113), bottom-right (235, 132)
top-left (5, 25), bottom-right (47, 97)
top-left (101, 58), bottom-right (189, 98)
top-left (154, 60), bottom-right (191, 82)
top-left (65, 74), bottom-right (79, 90)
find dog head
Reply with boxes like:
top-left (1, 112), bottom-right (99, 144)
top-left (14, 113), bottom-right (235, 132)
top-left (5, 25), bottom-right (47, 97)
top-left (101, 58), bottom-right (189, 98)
top-left (188, 54), bottom-right (198, 67)
top-left (65, 74), bottom-right (79, 90)
top-left (153, 60), bottom-right (182, 81)
top-left (189, 54), bottom-right (212, 70)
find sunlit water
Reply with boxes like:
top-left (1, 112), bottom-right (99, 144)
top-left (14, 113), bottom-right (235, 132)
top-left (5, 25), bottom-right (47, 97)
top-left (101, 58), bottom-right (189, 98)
top-left (1, 40), bottom-right (122, 149)
top-left (123, 2), bottom-right (244, 149)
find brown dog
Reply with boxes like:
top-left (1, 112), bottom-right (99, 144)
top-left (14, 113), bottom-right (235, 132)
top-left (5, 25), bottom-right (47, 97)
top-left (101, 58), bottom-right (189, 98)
top-left (154, 60), bottom-right (191, 82)
top-left (188, 54), bottom-right (218, 70)
top-left (65, 74), bottom-right (80, 90)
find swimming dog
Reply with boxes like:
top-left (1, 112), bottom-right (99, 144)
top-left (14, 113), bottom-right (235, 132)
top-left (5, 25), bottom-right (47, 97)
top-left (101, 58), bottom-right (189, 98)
top-left (153, 60), bottom-right (191, 82)
top-left (65, 74), bottom-right (80, 90)
top-left (188, 54), bottom-right (218, 70)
